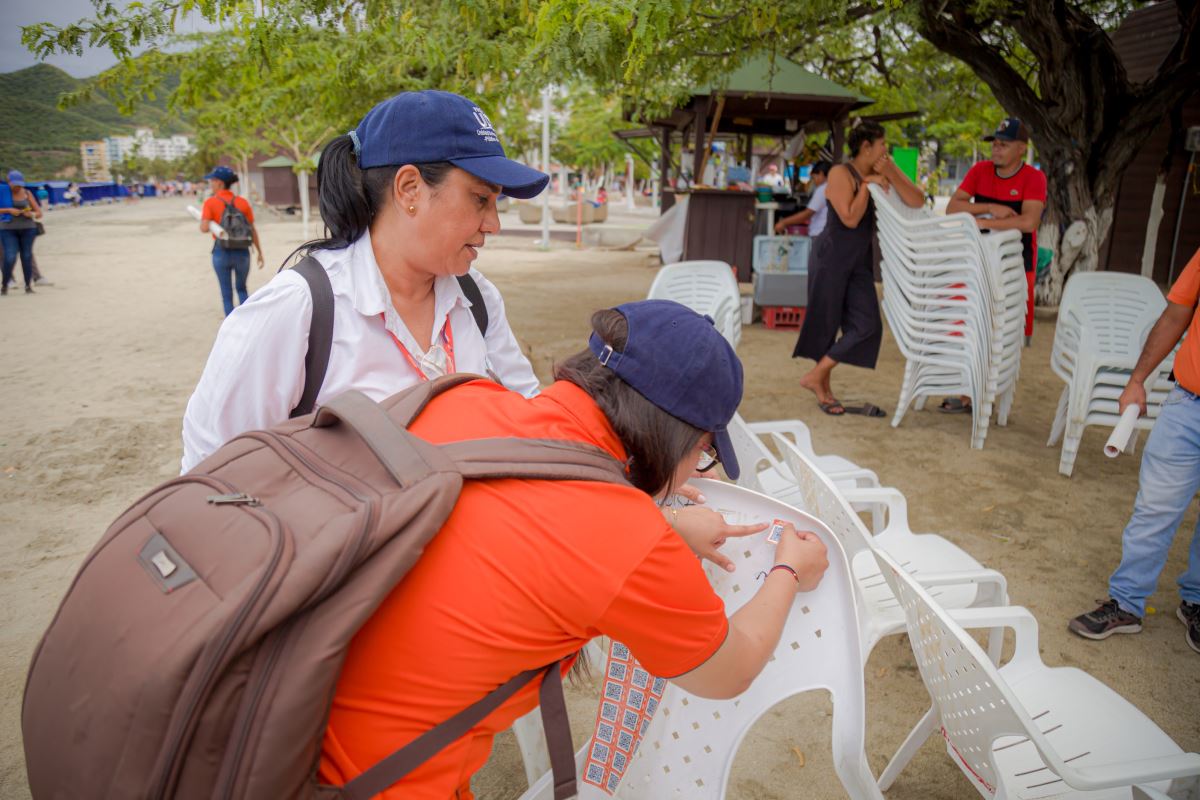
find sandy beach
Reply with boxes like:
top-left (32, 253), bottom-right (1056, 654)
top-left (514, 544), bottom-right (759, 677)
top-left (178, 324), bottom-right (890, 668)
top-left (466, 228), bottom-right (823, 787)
top-left (1, 196), bottom-right (1196, 799)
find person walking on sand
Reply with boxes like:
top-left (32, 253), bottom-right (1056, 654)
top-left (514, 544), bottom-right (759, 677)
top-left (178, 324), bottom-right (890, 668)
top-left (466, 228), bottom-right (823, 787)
top-left (791, 121), bottom-right (924, 416)
top-left (0, 170), bottom-right (43, 295)
top-left (198, 165), bottom-right (265, 316)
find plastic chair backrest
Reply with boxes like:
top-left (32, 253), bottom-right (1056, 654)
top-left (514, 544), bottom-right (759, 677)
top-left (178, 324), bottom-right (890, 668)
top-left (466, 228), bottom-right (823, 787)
top-left (870, 549), bottom-right (1059, 797)
top-left (1057, 272), bottom-right (1166, 359)
top-left (613, 479), bottom-right (873, 799)
top-left (646, 260), bottom-right (741, 347)
top-left (724, 413), bottom-right (786, 493)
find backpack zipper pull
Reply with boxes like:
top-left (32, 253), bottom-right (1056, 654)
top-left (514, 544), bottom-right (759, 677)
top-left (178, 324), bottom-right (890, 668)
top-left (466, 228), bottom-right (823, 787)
top-left (206, 493), bottom-right (261, 506)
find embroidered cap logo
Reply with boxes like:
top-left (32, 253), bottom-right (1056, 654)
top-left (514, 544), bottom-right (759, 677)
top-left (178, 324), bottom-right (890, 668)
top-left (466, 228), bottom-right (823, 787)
top-left (472, 107), bottom-right (499, 144)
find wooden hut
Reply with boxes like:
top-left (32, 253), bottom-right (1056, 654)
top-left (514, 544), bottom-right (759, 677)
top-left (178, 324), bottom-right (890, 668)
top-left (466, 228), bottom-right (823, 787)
top-left (1102, 3), bottom-right (1199, 285)
top-left (624, 57), bottom-right (874, 281)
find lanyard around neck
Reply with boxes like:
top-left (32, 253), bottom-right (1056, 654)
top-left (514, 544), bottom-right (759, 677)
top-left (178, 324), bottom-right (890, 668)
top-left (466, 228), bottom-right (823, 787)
top-left (380, 313), bottom-right (456, 382)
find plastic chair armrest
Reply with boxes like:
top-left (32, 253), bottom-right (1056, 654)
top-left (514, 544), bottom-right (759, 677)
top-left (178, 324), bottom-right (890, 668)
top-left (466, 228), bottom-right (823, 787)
top-left (1060, 753), bottom-right (1200, 791)
top-left (841, 486), bottom-right (908, 529)
top-left (944, 605), bottom-right (1039, 667)
top-left (1132, 785), bottom-right (1172, 800)
top-left (910, 569), bottom-right (1007, 604)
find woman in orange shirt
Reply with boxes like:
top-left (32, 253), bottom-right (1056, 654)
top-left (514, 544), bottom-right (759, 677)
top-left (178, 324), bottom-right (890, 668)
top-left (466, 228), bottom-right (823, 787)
top-left (319, 299), bottom-right (830, 798)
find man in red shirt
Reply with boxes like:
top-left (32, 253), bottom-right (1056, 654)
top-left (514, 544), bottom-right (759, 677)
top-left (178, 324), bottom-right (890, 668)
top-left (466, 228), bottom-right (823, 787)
top-left (940, 117), bottom-right (1047, 413)
top-left (199, 165), bottom-right (264, 316)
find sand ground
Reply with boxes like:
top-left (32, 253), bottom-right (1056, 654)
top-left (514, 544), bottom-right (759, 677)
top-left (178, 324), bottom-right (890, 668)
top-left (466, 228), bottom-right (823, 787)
top-left (0, 197), bottom-right (1196, 799)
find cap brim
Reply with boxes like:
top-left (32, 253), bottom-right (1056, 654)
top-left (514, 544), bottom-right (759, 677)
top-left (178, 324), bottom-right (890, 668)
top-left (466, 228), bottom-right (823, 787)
top-left (450, 155), bottom-right (549, 200)
top-left (712, 428), bottom-right (740, 481)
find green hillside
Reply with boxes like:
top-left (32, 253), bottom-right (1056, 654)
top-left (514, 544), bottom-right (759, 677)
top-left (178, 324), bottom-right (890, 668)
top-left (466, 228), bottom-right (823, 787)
top-left (0, 63), bottom-right (190, 180)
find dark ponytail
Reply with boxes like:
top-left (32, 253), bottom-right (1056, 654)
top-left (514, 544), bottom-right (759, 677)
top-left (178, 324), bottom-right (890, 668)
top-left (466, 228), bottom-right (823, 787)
top-left (288, 134), bottom-right (455, 263)
top-left (847, 121), bottom-right (886, 159)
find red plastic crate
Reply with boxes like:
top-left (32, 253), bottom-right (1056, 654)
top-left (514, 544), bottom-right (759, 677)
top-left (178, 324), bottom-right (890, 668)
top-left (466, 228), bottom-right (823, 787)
top-left (763, 306), bottom-right (805, 330)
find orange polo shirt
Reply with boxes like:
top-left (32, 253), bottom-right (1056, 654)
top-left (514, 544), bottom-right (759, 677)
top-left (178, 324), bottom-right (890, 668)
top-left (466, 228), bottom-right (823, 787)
top-left (1166, 248), bottom-right (1200, 394)
top-left (318, 379), bottom-right (729, 799)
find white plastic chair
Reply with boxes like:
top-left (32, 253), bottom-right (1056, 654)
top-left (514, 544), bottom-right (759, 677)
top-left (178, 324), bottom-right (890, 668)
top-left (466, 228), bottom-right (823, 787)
top-left (1046, 271), bottom-right (1177, 476)
top-left (726, 412), bottom-right (883, 532)
top-left (871, 548), bottom-right (1200, 799)
top-left (646, 260), bottom-right (743, 349)
top-left (520, 479), bottom-right (880, 799)
top-left (769, 432), bottom-right (1007, 661)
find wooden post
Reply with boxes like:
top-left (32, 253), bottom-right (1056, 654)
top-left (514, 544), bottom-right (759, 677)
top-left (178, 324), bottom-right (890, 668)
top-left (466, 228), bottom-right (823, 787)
top-left (832, 118), bottom-right (846, 163)
top-left (692, 97), bottom-right (709, 182)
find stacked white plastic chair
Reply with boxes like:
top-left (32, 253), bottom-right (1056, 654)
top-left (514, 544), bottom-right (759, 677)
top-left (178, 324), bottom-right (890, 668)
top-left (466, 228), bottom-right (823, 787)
top-left (521, 480), bottom-right (882, 799)
top-left (1047, 271), bottom-right (1176, 477)
top-left (769, 433), bottom-right (1007, 661)
top-left (646, 260), bottom-right (743, 349)
top-left (872, 548), bottom-right (1200, 798)
top-left (871, 185), bottom-right (1027, 449)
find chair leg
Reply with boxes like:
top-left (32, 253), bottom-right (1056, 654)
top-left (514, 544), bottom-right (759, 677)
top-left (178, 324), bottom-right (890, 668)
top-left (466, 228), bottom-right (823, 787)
top-left (511, 707), bottom-right (551, 789)
top-left (1059, 422), bottom-right (1082, 477)
top-left (878, 705), bottom-right (940, 792)
top-left (1046, 388), bottom-right (1068, 447)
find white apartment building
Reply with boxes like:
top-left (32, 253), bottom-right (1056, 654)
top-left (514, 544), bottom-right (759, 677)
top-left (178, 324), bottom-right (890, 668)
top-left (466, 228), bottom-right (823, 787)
top-left (104, 128), bottom-right (195, 165)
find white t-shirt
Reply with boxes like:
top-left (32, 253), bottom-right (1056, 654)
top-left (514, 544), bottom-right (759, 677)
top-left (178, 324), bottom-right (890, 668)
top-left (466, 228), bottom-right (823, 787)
top-left (807, 184), bottom-right (829, 238)
top-left (180, 232), bottom-right (539, 472)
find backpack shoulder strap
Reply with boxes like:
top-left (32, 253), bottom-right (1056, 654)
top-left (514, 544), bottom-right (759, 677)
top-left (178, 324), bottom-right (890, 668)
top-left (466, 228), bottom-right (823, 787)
top-left (441, 437), bottom-right (630, 485)
top-left (289, 256), bottom-right (335, 418)
top-left (455, 272), bottom-right (489, 336)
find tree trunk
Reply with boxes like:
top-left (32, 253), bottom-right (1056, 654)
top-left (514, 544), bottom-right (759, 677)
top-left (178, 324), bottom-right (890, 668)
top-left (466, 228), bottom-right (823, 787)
top-left (297, 169), bottom-right (311, 239)
top-left (1141, 176), bottom-right (1168, 278)
top-left (1035, 150), bottom-right (1116, 306)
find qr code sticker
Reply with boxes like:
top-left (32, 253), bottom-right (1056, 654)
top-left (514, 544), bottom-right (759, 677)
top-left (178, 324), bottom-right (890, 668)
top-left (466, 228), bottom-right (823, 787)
top-left (632, 668), bottom-right (650, 689)
top-left (591, 742), bottom-right (610, 762)
top-left (608, 661), bottom-right (627, 681)
top-left (627, 689), bottom-right (645, 710)
top-left (653, 677), bottom-right (667, 694)
top-left (607, 773), bottom-right (621, 792)
top-left (613, 752), bottom-right (628, 774)
top-left (604, 681), bottom-right (624, 702)
top-left (601, 701), bottom-right (618, 722)
top-left (622, 709), bottom-right (639, 731)
top-left (585, 762), bottom-right (605, 785)
top-left (646, 697), bottom-right (659, 716)
top-left (612, 642), bottom-right (631, 660)
top-left (617, 730), bottom-right (635, 752)
top-left (767, 518), bottom-right (787, 544)
top-left (640, 717), bottom-right (651, 736)
top-left (597, 722), bottom-right (614, 743)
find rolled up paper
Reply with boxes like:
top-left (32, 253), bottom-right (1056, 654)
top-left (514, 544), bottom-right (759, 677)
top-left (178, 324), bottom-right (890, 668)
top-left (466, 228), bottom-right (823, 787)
top-left (187, 204), bottom-right (227, 239)
top-left (1104, 404), bottom-right (1141, 458)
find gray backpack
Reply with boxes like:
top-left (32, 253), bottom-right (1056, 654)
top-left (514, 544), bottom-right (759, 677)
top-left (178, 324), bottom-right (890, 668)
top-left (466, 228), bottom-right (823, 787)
top-left (23, 375), bottom-right (622, 799)
top-left (218, 198), bottom-right (254, 250)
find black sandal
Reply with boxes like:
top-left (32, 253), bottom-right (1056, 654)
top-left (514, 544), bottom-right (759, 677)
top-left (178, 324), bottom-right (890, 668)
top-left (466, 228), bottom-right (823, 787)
top-left (938, 398), bottom-right (972, 414)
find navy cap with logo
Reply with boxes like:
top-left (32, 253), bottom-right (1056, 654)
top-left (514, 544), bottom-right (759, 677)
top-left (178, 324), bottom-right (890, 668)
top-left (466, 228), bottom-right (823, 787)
top-left (352, 90), bottom-right (549, 200)
top-left (983, 118), bottom-right (1030, 143)
top-left (203, 165), bottom-right (238, 185)
top-left (588, 299), bottom-right (744, 479)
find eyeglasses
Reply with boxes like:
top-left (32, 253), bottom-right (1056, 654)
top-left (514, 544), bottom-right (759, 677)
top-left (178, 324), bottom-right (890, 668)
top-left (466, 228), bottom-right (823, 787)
top-left (696, 443), bottom-right (720, 473)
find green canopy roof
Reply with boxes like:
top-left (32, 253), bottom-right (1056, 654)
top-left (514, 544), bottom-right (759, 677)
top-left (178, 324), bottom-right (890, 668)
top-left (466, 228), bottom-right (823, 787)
top-left (258, 156), bottom-right (296, 168)
top-left (694, 56), bottom-right (872, 103)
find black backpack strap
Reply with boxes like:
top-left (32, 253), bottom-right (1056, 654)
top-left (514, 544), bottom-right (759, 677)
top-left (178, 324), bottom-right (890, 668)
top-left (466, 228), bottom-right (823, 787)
top-left (455, 273), bottom-right (489, 336)
top-left (289, 256), bottom-right (335, 418)
top-left (339, 659), bottom-right (577, 800)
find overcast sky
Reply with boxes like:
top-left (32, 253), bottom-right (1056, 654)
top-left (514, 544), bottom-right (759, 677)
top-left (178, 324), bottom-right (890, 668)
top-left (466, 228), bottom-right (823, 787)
top-left (1, 0), bottom-right (213, 77)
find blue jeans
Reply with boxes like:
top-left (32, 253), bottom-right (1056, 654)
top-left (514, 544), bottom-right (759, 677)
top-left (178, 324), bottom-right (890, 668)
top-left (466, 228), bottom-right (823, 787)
top-left (211, 245), bottom-right (250, 316)
top-left (1, 227), bottom-right (36, 288)
top-left (1109, 385), bottom-right (1200, 616)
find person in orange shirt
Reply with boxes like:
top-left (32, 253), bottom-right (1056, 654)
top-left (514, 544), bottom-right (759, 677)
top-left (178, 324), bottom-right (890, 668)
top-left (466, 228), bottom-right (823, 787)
top-left (199, 165), bottom-right (264, 315)
top-left (318, 299), bottom-right (831, 798)
top-left (1069, 247), bottom-right (1200, 655)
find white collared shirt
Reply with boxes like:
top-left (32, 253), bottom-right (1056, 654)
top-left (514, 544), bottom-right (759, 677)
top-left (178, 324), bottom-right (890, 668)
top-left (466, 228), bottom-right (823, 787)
top-left (180, 233), bottom-right (539, 472)
top-left (807, 184), bottom-right (829, 238)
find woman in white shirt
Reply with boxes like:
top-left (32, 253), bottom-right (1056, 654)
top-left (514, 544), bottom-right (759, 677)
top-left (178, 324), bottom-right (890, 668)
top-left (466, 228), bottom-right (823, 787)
top-left (181, 90), bottom-right (547, 472)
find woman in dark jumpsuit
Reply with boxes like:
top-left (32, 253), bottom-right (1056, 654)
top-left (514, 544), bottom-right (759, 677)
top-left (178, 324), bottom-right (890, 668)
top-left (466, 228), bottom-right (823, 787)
top-left (793, 121), bottom-right (925, 415)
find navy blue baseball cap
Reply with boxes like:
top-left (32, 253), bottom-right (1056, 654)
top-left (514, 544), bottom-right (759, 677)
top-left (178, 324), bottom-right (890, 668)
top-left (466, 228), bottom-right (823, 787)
top-left (352, 90), bottom-right (549, 200)
top-left (588, 300), bottom-right (744, 479)
top-left (203, 165), bottom-right (238, 184)
top-left (983, 118), bottom-right (1030, 143)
